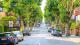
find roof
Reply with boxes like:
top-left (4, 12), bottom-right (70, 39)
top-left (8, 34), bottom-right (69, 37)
top-left (74, 7), bottom-right (80, 16)
top-left (0, 12), bottom-right (6, 19)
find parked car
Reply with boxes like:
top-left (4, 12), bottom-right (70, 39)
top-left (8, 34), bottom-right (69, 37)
top-left (12, 31), bottom-right (24, 41)
top-left (0, 33), bottom-right (15, 45)
top-left (23, 29), bottom-right (31, 36)
top-left (51, 29), bottom-right (62, 37)
top-left (48, 28), bottom-right (53, 32)
top-left (5, 32), bottom-right (18, 44)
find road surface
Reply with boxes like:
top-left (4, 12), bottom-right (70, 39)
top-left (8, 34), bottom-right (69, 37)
top-left (17, 23), bottom-right (79, 45)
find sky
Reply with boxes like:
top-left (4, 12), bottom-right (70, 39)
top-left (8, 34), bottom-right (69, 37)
top-left (40, 0), bottom-right (47, 14)
top-left (40, 0), bottom-right (47, 23)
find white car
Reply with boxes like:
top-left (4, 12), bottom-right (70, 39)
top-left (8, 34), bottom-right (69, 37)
top-left (12, 31), bottom-right (24, 41)
top-left (51, 29), bottom-right (62, 37)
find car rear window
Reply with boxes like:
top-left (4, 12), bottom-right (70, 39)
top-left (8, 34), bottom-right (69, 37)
top-left (13, 31), bottom-right (21, 34)
top-left (5, 33), bottom-right (14, 37)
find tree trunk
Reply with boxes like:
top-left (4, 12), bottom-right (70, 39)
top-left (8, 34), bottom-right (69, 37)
top-left (65, 21), bottom-right (71, 36)
top-left (65, 10), bottom-right (73, 36)
top-left (56, 16), bottom-right (60, 30)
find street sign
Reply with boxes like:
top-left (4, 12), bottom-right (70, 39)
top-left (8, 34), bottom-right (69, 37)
top-left (16, 21), bottom-right (20, 26)
top-left (9, 21), bottom-right (13, 27)
top-left (0, 7), bottom-right (3, 12)
top-left (71, 15), bottom-right (76, 20)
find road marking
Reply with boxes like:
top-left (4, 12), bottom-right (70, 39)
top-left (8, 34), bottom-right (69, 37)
top-left (38, 40), bottom-right (40, 45)
top-left (39, 42), bottom-right (40, 45)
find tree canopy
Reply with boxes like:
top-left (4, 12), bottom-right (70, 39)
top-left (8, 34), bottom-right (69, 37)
top-left (45, 0), bottom-right (80, 31)
top-left (0, 0), bottom-right (42, 32)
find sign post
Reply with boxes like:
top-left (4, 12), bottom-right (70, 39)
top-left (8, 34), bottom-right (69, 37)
top-left (9, 21), bottom-right (13, 31)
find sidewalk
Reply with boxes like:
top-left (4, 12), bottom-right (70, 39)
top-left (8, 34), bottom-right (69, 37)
top-left (62, 35), bottom-right (80, 43)
top-left (50, 35), bottom-right (80, 44)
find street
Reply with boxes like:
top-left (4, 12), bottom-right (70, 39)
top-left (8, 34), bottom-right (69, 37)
top-left (0, 0), bottom-right (80, 45)
top-left (17, 23), bottom-right (80, 45)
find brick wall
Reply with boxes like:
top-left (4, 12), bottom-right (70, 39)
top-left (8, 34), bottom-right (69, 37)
top-left (0, 12), bottom-right (6, 18)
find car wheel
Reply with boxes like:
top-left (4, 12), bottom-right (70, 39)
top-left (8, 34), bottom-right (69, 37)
top-left (10, 42), bottom-right (15, 45)
top-left (21, 39), bottom-right (24, 41)
top-left (28, 34), bottom-right (31, 36)
top-left (16, 42), bottom-right (18, 44)
top-left (18, 40), bottom-right (21, 42)
top-left (23, 33), bottom-right (26, 36)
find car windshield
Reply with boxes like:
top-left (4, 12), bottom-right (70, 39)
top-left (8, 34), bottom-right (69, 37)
top-left (6, 34), bottom-right (10, 37)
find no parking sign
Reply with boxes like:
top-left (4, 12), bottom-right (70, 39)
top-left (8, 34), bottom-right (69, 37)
top-left (9, 21), bottom-right (13, 27)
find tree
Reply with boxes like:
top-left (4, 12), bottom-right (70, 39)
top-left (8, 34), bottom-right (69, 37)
top-left (45, 0), bottom-right (60, 28)
top-left (45, 0), bottom-right (80, 36)
top-left (58, 0), bottom-right (80, 36)
top-left (1, 16), bottom-right (17, 32)
top-left (1, 0), bottom-right (42, 31)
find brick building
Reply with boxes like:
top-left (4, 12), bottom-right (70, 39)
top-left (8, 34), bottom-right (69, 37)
top-left (71, 7), bottom-right (80, 36)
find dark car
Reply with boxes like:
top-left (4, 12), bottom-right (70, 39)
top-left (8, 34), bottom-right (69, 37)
top-left (5, 32), bottom-right (18, 44)
top-left (23, 29), bottom-right (31, 36)
top-left (51, 29), bottom-right (62, 37)
top-left (0, 33), bottom-right (14, 45)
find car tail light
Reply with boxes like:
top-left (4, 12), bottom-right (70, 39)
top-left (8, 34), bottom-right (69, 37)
top-left (9, 36), bottom-right (14, 41)
top-left (1, 38), bottom-right (7, 40)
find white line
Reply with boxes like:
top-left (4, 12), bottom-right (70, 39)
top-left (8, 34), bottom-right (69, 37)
top-left (38, 40), bottom-right (40, 45)
top-left (39, 42), bottom-right (40, 45)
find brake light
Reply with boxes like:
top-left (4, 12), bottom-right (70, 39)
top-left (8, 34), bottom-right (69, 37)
top-left (9, 36), bottom-right (14, 41)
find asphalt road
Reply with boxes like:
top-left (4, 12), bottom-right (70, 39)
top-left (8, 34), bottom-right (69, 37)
top-left (17, 23), bottom-right (79, 45)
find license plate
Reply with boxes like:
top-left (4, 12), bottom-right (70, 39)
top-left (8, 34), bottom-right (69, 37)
top-left (2, 43), bottom-right (7, 44)
top-left (0, 43), bottom-right (7, 45)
